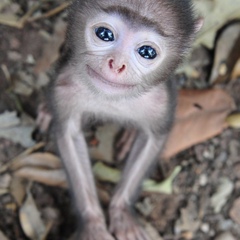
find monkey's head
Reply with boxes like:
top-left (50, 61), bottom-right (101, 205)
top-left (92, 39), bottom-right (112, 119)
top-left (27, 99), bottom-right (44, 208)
top-left (65, 0), bottom-right (200, 98)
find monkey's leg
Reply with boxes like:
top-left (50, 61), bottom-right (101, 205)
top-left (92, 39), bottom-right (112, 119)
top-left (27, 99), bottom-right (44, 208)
top-left (109, 132), bottom-right (167, 240)
top-left (57, 120), bottom-right (114, 240)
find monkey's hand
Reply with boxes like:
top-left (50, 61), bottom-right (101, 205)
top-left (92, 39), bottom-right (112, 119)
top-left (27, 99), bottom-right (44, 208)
top-left (79, 220), bottom-right (115, 240)
top-left (109, 206), bottom-right (151, 240)
top-left (36, 103), bottom-right (52, 133)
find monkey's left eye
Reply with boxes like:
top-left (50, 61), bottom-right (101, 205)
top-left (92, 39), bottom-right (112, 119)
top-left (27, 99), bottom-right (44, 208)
top-left (138, 46), bottom-right (157, 60)
top-left (95, 27), bottom-right (115, 42)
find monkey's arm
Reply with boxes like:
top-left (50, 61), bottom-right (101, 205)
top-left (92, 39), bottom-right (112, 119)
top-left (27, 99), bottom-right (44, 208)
top-left (57, 121), bottom-right (115, 240)
top-left (109, 131), bottom-right (168, 240)
top-left (53, 81), bottom-right (115, 240)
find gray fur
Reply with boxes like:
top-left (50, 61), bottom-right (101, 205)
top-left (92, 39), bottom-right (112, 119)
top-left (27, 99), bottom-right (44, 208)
top-left (50, 1), bottom-right (198, 239)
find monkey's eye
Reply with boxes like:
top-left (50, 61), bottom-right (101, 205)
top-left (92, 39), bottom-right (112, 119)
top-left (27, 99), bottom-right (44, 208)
top-left (95, 27), bottom-right (114, 42)
top-left (138, 46), bottom-right (157, 60)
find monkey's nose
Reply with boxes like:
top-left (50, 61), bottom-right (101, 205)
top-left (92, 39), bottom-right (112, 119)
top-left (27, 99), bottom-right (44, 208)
top-left (108, 59), bottom-right (126, 74)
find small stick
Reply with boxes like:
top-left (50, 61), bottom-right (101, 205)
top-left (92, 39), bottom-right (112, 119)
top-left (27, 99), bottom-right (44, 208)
top-left (28, 2), bottom-right (70, 22)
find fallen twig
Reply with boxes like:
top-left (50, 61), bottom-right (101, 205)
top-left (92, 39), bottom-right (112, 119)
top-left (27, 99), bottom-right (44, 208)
top-left (0, 1), bottom-right (70, 29)
top-left (28, 2), bottom-right (70, 22)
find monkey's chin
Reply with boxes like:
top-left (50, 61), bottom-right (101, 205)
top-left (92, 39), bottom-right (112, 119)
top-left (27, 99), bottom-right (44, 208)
top-left (86, 65), bottom-right (135, 95)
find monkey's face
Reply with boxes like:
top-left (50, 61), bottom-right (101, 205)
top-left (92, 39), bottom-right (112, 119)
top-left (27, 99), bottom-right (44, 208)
top-left (67, 0), bottom-right (199, 98)
top-left (81, 13), bottom-right (167, 97)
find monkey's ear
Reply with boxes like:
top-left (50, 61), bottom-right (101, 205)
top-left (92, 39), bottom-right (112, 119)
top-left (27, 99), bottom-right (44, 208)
top-left (194, 17), bottom-right (204, 33)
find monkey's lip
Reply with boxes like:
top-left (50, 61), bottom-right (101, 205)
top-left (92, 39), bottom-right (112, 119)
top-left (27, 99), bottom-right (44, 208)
top-left (87, 65), bottom-right (135, 89)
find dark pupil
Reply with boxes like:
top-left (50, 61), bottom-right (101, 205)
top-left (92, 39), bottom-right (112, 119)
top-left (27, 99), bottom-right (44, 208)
top-left (138, 46), bottom-right (157, 59)
top-left (95, 27), bottom-right (114, 42)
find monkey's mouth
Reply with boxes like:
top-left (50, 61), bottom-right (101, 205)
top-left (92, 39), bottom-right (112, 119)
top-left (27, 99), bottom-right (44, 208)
top-left (87, 65), bottom-right (135, 90)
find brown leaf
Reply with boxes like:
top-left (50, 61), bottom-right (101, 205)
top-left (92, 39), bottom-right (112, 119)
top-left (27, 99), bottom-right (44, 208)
top-left (34, 19), bottom-right (67, 74)
top-left (229, 197), bottom-right (240, 225)
top-left (0, 230), bottom-right (9, 240)
top-left (231, 59), bottom-right (240, 80)
top-left (10, 153), bottom-right (61, 171)
top-left (14, 168), bottom-right (67, 188)
top-left (209, 22), bottom-right (240, 84)
top-left (10, 177), bottom-right (27, 206)
top-left (0, 174), bottom-right (11, 189)
top-left (163, 89), bottom-right (236, 159)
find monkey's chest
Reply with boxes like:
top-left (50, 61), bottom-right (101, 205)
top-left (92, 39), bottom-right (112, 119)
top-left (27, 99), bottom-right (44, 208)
top-left (83, 90), bottom-right (168, 127)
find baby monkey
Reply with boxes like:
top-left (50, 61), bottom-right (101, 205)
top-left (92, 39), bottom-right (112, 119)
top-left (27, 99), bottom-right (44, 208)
top-left (51, 0), bottom-right (200, 239)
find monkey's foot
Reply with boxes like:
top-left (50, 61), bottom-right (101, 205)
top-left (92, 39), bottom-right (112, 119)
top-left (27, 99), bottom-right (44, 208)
top-left (79, 221), bottom-right (115, 240)
top-left (109, 206), bottom-right (151, 240)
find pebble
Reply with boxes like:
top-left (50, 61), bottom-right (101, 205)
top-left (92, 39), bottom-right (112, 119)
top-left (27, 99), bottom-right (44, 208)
top-left (199, 174), bottom-right (208, 186)
top-left (214, 232), bottom-right (236, 240)
top-left (7, 51), bottom-right (22, 61)
top-left (203, 145), bottom-right (215, 159)
top-left (229, 140), bottom-right (239, 158)
top-left (215, 151), bottom-right (228, 168)
top-left (211, 137), bottom-right (220, 146)
top-left (218, 219), bottom-right (233, 231)
top-left (201, 223), bottom-right (210, 233)
top-left (10, 37), bottom-right (21, 49)
top-left (26, 54), bottom-right (35, 64)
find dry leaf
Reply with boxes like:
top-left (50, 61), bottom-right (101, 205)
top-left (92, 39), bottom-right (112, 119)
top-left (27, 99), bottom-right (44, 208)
top-left (89, 124), bottom-right (120, 163)
top-left (0, 230), bottom-right (9, 240)
top-left (19, 191), bottom-right (46, 240)
top-left (10, 153), bottom-right (61, 171)
top-left (0, 111), bottom-right (35, 148)
top-left (209, 23), bottom-right (240, 84)
top-left (229, 198), bottom-right (240, 225)
top-left (34, 19), bottom-right (67, 74)
top-left (226, 113), bottom-right (240, 129)
top-left (10, 153), bottom-right (66, 188)
top-left (13, 71), bottom-right (35, 96)
top-left (231, 59), bottom-right (240, 79)
top-left (0, 13), bottom-right (20, 28)
top-left (0, 174), bottom-right (11, 189)
top-left (0, 111), bottom-right (20, 128)
top-left (163, 89), bottom-right (236, 159)
top-left (10, 177), bottom-right (27, 206)
top-left (0, 1), bottom-right (11, 12)
top-left (175, 208), bottom-right (200, 235)
top-left (194, 0), bottom-right (240, 48)
top-left (139, 219), bottom-right (164, 240)
top-left (14, 168), bottom-right (67, 188)
top-left (210, 178), bottom-right (234, 213)
top-left (0, 189), bottom-right (8, 195)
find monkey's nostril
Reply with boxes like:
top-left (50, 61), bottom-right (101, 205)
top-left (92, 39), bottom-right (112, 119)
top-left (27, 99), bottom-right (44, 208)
top-left (109, 59), bottom-right (114, 69)
top-left (118, 65), bottom-right (126, 73)
top-left (108, 59), bottom-right (126, 73)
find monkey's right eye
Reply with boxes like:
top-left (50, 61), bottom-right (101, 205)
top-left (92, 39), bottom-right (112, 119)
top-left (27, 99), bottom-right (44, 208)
top-left (138, 46), bottom-right (157, 60)
top-left (95, 27), bottom-right (115, 42)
